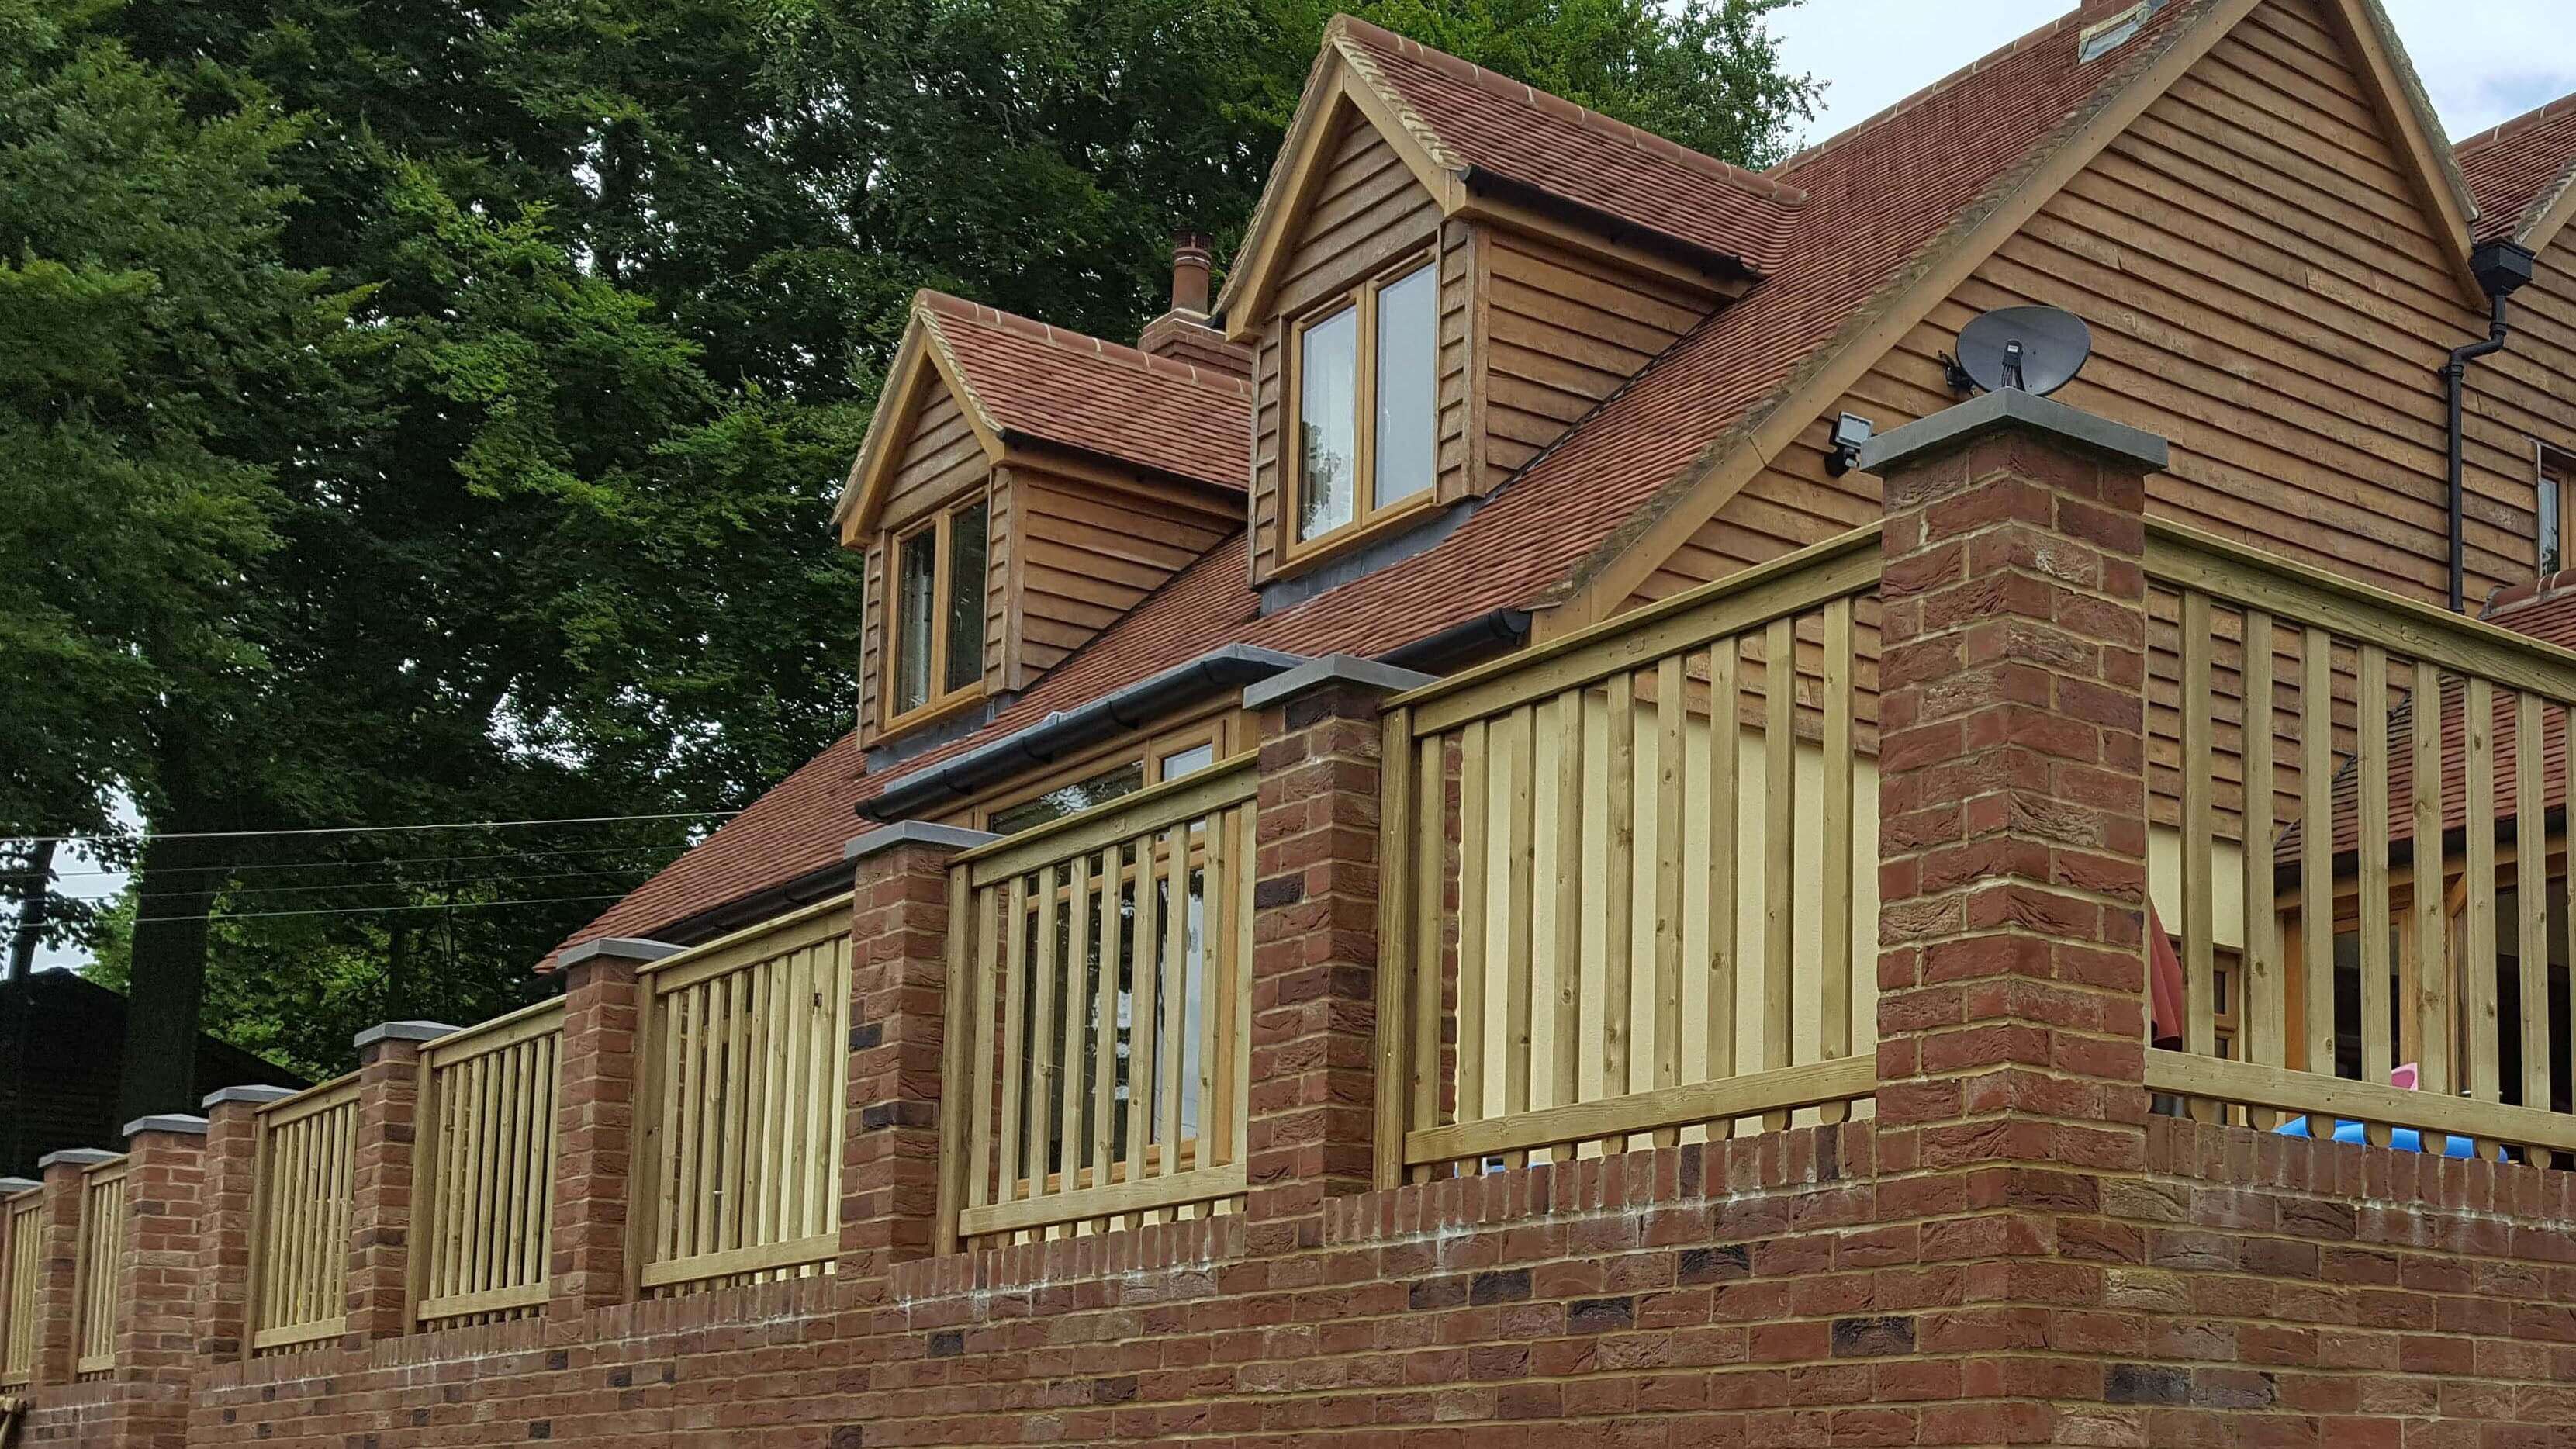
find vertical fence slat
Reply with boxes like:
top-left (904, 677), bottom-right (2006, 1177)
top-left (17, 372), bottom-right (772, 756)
top-left (2241, 611), bottom-right (2280, 1119)
top-left (2300, 628), bottom-right (2337, 1138)
top-left (1091, 843), bottom-right (1120, 1194)
top-left (2358, 646), bottom-right (2394, 1146)
top-left (1411, 735), bottom-right (1444, 1181)
top-left (1819, 596), bottom-right (1855, 1125)
top-left (2414, 662), bottom-right (2449, 1098)
top-left (2465, 676), bottom-right (2501, 1133)
top-left (1506, 704), bottom-right (1541, 1157)
top-left (1457, 718), bottom-right (1490, 1130)
top-left (998, 877), bottom-right (1031, 1205)
top-left (1056, 852), bottom-right (1091, 1209)
top-left (1029, 863), bottom-right (1062, 1203)
top-left (1129, 838), bottom-right (1160, 1191)
top-left (1161, 826), bottom-right (1191, 1181)
top-left (1550, 688), bottom-right (1585, 1139)
top-left (1705, 638), bottom-right (1739, 1139)
top-left (2181, 592), bottom-right (2218, 1111)
top-left (1651, 660), bottom-right (1686, 1147)
top-left (1762, 617), bottom-right (1796, 1132)
top-left (1604, 676), bottom-right (1636, 1136)
top-left (2515, 693), bottom-right (2549, 1131)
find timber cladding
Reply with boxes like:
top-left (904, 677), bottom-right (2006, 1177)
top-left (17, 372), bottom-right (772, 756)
top-left (130, 1118), bottom-right (2576, 1447)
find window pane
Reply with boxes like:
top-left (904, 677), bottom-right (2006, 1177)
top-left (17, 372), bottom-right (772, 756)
top-left (2546, 464), bottom-right (2569, 576)
top-left (894, 529), bottom-right (937, 714)
top-left (1158, 742), bottom-right (1215, 781)
top-left (945, 501), bottom-right (988, 694)
top-left (1297, 306), bottom-right (1358, 541)
top-left (1373, 265), bottom-right (1438, 507)
top-left (987, 761), bottom-right (1147, 835)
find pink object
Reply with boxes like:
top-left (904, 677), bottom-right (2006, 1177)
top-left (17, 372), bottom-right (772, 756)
top-left (2148, 907), bottom-right (2185, 1050)
top-left (2391, 1063), bottom-right (2420, 1091)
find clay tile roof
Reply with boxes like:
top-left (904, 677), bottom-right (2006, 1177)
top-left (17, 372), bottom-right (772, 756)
top-left (2455, 93), bottom-right (2576, 244)
top-left (917, 291), bottom-right (1250, 493)
top-left (553, 0), bottom-right (2215, 958)
top-left (1329, 16), bottom-right (1805, 271)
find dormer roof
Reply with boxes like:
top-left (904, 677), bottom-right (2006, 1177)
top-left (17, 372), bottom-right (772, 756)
top-left (835, 291), bottom-right (1250, 543)
top-left (2457, 93), bottom-right (2576, 252)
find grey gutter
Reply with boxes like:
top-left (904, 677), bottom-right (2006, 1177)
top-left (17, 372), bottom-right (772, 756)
top-left (859, 644), bottom-right (1309, 822)
top-left (1378, 609), bottom-right (1530, 673)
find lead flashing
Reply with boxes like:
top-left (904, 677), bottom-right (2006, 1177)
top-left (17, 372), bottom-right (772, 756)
top-left (202, 1085), bottom-right (299, 1110)
top-left (38, 1148), bottom-right (120, 1171)
top-left (353, 1020), bottom-right (460, 1051)
top-left (1242, 654), bottom-right (1438, 711)
top-left (0, 1178), bottom-right (36, 1196)
top-left (123, 1114), bottom-right (209, 1138)
top-left (845, 821), bottom-right (1003, 862)
top-left (556, 936), bottom-right (685, 970)
top-left (1856, 388), bottom-right (2168, 476)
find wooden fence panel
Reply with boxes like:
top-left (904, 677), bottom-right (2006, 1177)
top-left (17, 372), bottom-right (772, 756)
top-left (2146, 521), bottom-right (2576, 1162)
top-left (248, 1077), bottom-right (359, 1355)
top-left (631, 898), bottom-right (852, 1297)
top-left (74, 1158), bottom-right (127, 1378)
top-left (944, 759), bottom-right (1260, 1249)
top-left (1380, 528), bottom-right (1885, 1178)
top-left (413, 1000), bottom-right (562, 1328)
top-left (1, 1190), bottom-right (42, 1388)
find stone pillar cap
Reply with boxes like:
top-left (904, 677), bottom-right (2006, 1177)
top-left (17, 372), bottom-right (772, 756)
top-left (354, 1019), bottom-right (460, 1050)
top-left (0, 1177), bottom-right (39, 1195)
top-left (555, 935), bottom-right (684, 968)
top-left (37, 1147), bottom-right (122, 1171)
top-left (1856, 388), bottom-right (2169, 476)
top-left (123, 1113), bottom-right (209, 1138)
top-left (202, 1084), bottom-right (300, 1110)
top-left (1242, 653), bottom-right (1437, 711)
top-left (845, 820), bottom-right (1002, 862)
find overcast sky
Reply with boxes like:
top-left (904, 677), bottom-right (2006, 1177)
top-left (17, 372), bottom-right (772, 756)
top-left (1772, 1), bottom-right (2576, 147)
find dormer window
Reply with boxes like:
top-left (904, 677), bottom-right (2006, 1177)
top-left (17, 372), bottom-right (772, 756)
top-left (888, 495), bottom-right (988, 724)
top-left (1292, 259), bottom-right (1438, 548)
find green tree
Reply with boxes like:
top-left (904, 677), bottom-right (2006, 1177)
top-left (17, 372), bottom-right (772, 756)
top-left (43, 0), bottom-right (1812, 1096)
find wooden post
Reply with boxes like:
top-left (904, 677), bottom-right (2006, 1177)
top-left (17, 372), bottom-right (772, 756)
top-left (195, 1087), bottom-right (292, 1364)
top-left (344, 1022), bottom-right (450, 1344)
top-left (839, 821), bottom-right (995, 1294)
top-left (1242, 655), bottom-right (1433, 1254)
top-left (1869, 389), bottom-right (2165, 1160)
top-left (549, 938), bottom-right (672, 1323)
top-left (30, 1149), bottom-right (113, 1388)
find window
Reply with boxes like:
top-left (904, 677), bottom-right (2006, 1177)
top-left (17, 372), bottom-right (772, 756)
top-left (885, 496), bottom-right (988, 724)
top-left (2540, 451), bottom-right (2574, 576)
top-left (976, 724), bottom-right (1226, 835)
top-left (1291, 259), bottom-right (1438, 548)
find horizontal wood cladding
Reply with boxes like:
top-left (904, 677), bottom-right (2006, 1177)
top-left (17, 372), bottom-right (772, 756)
top-left (1478, 227), bottom-right (1706, 493)
top-left (1639, 0), bottom-right (2527, 617)
top-left (1003, 463), bottom-right (1236, 686)
top-left (1249, 108), bottom-right (1445, 584)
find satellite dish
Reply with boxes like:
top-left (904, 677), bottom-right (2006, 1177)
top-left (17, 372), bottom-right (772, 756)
top-left (1952, 306), bottom-right (2093, 396)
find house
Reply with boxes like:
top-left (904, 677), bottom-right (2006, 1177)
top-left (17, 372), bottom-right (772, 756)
top-left (13, 3), bottom-right (2576, 1444)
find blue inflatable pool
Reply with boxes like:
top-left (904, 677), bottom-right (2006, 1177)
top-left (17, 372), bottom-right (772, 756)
top-left (2270, 1115), bottom-right (2476, 1157)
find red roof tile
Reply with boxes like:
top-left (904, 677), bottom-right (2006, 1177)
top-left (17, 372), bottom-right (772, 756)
top-left (1331, 17), bottom-right (1806, 272)
top-left (553, 0), bottom-right (2228, 958)
top-left (2457, 94), bottom-right (2576, 244)
top-left (918, 292), bottom-right (1250, 493)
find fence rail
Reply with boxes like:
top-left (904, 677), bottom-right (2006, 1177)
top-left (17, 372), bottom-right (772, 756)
top-left (73, 1158), bottom-right (127, 1378)
top-left (631, 897), bottom-right (852, 1297)
top-left (247, 1076), bottom-right (359, 1354)
top-left (940, 756), bottom-right (1258, 1248)
top-left (2150, 520), bottom-right (2576, 1162)
top-left (2, 1189), bottom-right (38, 1388)
top-left (1378, 528), bottom-right (1884, 1182)
top-left (413, 1001), bottom-right (562, 1327)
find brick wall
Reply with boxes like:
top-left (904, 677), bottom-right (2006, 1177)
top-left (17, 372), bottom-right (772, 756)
top-left (16, 396), bottom-right (2576, 1448)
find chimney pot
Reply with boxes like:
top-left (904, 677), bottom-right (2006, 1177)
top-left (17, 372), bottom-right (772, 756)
top-left (1170, 233), bottom-right (1213, 316)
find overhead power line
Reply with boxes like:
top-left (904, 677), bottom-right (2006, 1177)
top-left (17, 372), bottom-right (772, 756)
top-left (70, 863), bottom-right (669, 907)
top-left (7, 842), bottom-right (687, 882)
top-left (18, 810), bottom-right (739, 847)
top-left (130, 894), bottom-right (634, 925)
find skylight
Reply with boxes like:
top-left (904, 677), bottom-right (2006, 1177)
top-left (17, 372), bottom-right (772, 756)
top-left (2077, 0), bottom-right (2163, 63)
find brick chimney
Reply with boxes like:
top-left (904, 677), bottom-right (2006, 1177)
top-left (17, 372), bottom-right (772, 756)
top-left (1139, 230), bottom-right (1251, 376)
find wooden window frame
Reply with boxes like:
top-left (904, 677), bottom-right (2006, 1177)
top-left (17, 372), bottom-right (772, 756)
top-left (2540, 446), bottom-right (2576, 578)
top-left (966, 715), bottom-right (1230, 835)
top-left (1282, 254), bottom-right (1440, 567)
top-left (880, 492), bottom-right (990, 735)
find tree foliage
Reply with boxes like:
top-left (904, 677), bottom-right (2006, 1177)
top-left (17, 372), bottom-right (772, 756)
top-left (13, 0), bottom-right (1813, 1103)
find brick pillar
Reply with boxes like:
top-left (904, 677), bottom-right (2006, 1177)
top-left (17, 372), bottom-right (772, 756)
top-left (839, 821), bottom-right (994, 1295)
top-left (195, 1087), bottom-right (292, 1364)
top-left (1240, 655), bottom-right (1432, 1254)
top-left (112, 1115), bottom-right (207, 1388)
top-left (1869, 389), bottom-right (2164, 1157)
top-left (30, 1148), bottom-right (113, 1387)
top-left (549, 938), bottom-right (673, 1323)
top-left (344, 1022), bottom-right (451, 1344)
top-left (1863, 389), bottom-right (2165, 1446)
